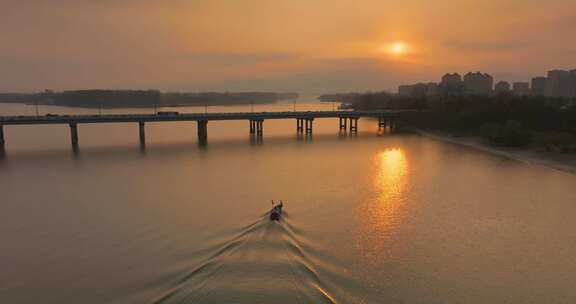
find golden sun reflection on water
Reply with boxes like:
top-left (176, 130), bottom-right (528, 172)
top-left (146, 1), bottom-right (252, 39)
top-left (372, 149), bottom-right (409, 232)
top-left (377, 149), bottom-right (407, 192)
top-left (356, 149), bottom-right (409, 264)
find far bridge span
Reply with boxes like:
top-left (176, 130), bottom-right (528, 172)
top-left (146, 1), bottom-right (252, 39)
top-left (0, 110), bottom-right (401, 148)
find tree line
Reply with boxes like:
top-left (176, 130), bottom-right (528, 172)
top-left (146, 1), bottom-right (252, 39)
top-left (0, 90), bottom-right (298, 108)
top-left (352, 92), bottom-right (576, 152)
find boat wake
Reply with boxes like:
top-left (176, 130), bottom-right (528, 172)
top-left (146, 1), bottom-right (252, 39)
top-left (149, 211), bottom-right (349, 303)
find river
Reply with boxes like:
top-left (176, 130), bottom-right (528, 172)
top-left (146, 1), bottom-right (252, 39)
top-left (1, 102), bottom-right (576, 303)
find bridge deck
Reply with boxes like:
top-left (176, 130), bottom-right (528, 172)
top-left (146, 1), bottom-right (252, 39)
top-left (0, 110), bottom-right (397, 125)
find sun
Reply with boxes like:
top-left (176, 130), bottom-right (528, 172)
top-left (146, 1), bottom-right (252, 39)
top-left (390, 42), bottom-right (407, 55)
top-left (379, 41), bottom-right (410, 57)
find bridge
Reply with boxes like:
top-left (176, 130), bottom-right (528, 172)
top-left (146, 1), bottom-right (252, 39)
top-left (0, 110), bottom-right (401, 148)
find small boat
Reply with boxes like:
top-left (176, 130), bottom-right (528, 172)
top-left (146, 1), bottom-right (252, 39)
top-left (270, 201), bottom-right (284, 221)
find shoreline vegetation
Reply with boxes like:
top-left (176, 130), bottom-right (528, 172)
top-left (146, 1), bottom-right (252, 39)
top-left (342, 91), bottom-right (576, 173)
top-left (0, 90), bottom-right (299, 108)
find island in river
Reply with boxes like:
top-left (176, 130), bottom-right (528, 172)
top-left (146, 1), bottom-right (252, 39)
top-left (0, 90), bottom-right (299, 108)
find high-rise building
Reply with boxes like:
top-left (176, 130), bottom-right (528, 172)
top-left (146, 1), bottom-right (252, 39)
top-left (531, 77), bottom-right (547, 96)
top-left (441, 73), bottom-right (462, 86)
top-left (463, 72), bottom-right (493, 95)
top-left (546, 70), bottom-right (572, 98)
top-left (494, 81), bottom-right (511, 94)
top-left (440, 73), bottom-right (463, 96)
top-left (512, 82), bottom-right (530, 96)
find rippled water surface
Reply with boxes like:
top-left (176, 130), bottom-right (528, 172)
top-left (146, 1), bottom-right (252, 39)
top-left (1, 102), bottom-right (576, 303)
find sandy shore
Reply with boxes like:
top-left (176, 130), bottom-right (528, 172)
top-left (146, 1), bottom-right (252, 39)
top-left (411, 129), bottom-right (576, 175)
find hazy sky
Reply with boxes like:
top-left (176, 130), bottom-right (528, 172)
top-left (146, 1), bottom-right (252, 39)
top-left (1, 0), bottom-right (575, 93)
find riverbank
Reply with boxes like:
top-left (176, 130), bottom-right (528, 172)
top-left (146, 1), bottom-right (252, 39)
top-left (412, 129), bottom-right (576, 174)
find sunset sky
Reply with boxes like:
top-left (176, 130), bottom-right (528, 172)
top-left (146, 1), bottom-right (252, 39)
top-left (1, 0), bottom-right (575, 93)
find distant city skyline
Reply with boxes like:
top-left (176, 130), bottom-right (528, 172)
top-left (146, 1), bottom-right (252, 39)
top-left (0, 1), bottom-right (575, 94)
top-left (399, 68), bottom-right (576, 98)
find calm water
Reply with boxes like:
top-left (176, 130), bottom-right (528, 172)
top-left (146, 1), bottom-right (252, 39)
top-left (1, 102), bottom-right (576, 303)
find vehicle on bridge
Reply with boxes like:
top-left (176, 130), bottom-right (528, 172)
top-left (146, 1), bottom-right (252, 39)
top-left (338, 103), bottom-right (354, 110)
top-left (157, 111), bottom-right (179, 116)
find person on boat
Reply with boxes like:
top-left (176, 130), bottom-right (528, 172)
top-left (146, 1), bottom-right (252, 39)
top-left (271, 200), bottom-right (283, 210)
top-left (270, 200), bottom-right (283, 221)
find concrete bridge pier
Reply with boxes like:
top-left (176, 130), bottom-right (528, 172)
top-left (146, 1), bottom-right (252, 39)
top-left (138, 121), bottom-right (146, 145)
top-left (305, 118), bottom-right (314, 135)
top-left (256, 119), bottom-right (264, 136)
top-left (378, 117), bottom-right (387, 129)
top-left (349, 117), bottom-right (359, 133)
top-left (296, 119), bottom-right (304, 134)
top-left (197, 120), bottom-right (208, 145)
top-left (249, 119), bottom-right (264, 136)
top-left (338, 117), bottom-right (347, 131)
top-left (250, 119), bottom-right (263, 136)
top-left (0, 124), bottom-right (4, 148)
top-left (69, 123), bottom-right (79, 147)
